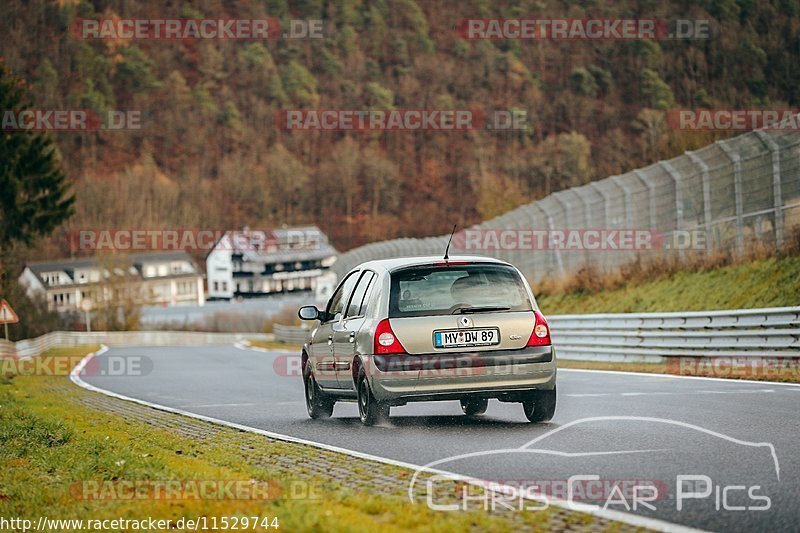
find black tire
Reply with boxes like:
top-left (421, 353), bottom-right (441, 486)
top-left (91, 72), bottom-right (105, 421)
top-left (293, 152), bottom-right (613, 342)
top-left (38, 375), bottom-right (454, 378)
top-left (522, 387), bottom-right (556, 423)
top-left (460, 398), bottom-right (489, 416)
top-left (357, 371), bottom-right (389, 426)
top-left (304, 361), bottom-right (334, 419)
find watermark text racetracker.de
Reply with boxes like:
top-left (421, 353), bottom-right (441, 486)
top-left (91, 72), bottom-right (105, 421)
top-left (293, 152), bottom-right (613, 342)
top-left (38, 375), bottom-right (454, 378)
top-left (1, 109), bottom-right (141, 131)
top-left (452, 228), bottom-right (708, 252)
top-left (0, 354), bottom-right (151, 378)
top-left (72, 18), bottom-right (323, 40)
top-left (70, 227), bottom-right (323, 252)
top-left (668, 356), bottom-right (800, 379)
top-left (457, 18), bottom-right (712, 40)
top-left (275, 109), bottom-right (528, 131)
top-left (667, 109), bottom-right (800, 131)
top-left (69, 478), bottom-right (321, 501)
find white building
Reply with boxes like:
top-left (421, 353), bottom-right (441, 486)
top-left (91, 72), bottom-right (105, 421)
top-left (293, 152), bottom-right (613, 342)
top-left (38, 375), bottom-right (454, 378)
top-left (206, 227), bottom-right (337, 300)
top-left (19, 251), bottom-right (205, 312)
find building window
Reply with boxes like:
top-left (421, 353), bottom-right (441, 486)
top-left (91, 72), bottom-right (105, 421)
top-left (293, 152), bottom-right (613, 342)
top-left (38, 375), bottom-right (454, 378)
top-left (213, 281), bottom-right (219, 291)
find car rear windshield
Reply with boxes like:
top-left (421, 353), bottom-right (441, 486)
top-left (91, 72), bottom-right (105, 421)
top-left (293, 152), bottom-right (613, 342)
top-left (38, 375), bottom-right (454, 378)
top-left (389, 263), bottom-right (532, 318)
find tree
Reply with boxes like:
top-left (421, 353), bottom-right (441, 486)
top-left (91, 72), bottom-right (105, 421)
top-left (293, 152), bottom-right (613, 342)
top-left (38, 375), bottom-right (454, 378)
top-left (0, 62), bottom-right (74, 281)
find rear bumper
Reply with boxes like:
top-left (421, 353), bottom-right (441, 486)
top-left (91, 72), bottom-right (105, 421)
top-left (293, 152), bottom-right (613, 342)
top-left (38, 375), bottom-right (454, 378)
top-left (366, 345), bottom-right (557, 402)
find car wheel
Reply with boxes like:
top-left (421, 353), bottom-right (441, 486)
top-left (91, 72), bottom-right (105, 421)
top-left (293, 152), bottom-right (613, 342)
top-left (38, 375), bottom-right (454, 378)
top-left (522, 387), bottom-right (556, 423)
top-left (460, 398), bottom-right (489, 416)
top-left (357, 371), bottom-right (389, 426)
top-left (304, 361), bottom-right (334, 419)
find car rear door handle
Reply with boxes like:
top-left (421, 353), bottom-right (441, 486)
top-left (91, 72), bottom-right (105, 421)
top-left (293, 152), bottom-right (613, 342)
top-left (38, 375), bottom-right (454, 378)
top-left (327, 335), bottom-right (333, 345)
top-left (349, 331), bottom-right (356, 343)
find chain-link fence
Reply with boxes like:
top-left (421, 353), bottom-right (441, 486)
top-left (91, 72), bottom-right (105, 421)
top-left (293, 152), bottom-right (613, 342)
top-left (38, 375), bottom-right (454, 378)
top-left (333, 124), bottom-right (800, 283)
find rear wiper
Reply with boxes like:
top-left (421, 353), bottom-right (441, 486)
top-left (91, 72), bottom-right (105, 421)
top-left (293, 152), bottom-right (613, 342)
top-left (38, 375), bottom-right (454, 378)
top-left (453, 305), bottom-right (511, 314)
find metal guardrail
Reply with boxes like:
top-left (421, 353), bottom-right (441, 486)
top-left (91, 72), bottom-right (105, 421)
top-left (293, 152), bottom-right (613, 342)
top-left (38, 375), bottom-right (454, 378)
top-left (0, 331), bottom-right (271, 358)
top-left (273, 324), bottom-right (312, 345)
top-left (271, 307), bottom-right (800, 363)
top-left (6, 307), bottom-right (798, 362)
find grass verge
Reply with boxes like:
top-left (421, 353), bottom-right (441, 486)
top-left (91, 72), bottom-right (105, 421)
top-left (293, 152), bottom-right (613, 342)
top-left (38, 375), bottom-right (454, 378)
top-left (558, 359), bottom-right (800, 384)
top-left (537, 254), bottom-right (800, 314)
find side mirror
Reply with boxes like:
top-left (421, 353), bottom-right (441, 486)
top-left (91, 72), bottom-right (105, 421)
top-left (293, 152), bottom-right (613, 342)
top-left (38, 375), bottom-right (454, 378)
top-left (298, 305), bottom-right (321, 321)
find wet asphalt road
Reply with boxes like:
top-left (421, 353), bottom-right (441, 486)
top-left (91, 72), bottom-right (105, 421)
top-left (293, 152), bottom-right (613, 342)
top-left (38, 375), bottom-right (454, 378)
top-left (83, 344), bottom-right (800, 532)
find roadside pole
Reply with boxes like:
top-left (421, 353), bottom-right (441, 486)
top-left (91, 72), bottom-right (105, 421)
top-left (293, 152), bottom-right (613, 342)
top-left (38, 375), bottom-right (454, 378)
top-left (81, 299), bottom-right (93, 333)
top-left (0, 299), bottom-right (19, 340)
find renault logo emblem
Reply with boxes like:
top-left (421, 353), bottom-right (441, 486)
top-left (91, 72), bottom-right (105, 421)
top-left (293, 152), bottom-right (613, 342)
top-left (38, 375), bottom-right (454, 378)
top-left (459, 316), bottom-right (473, 328)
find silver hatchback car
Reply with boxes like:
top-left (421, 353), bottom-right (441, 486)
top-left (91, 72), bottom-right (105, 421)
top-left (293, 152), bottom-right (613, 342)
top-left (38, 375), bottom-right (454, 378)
top-left (298, 256), bottom-right (556, 425)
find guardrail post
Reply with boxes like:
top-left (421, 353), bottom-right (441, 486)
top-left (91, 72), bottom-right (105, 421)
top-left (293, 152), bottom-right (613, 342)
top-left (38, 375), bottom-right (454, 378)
top-left (717, 141), bottom-right (745, 254)
top-left (686, 151), bottom-right (714, 251)
top-left (753, 130), bottom-right (785, 247)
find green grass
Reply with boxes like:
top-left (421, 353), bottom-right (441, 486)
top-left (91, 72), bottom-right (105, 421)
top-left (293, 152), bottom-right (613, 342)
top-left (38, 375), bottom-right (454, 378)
top-left (0, 346), bottom-right (591, 532)
top-left (537, 255), bottom-right (800, 314)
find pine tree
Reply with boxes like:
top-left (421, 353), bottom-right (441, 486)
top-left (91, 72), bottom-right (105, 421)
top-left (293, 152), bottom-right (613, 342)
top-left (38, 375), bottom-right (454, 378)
top-left (0, 61), bottom-right (75, 281)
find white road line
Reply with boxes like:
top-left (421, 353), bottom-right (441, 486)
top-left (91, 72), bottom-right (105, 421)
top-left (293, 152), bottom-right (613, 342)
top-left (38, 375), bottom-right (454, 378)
top-left (68, 345), bottom-right (705, 533)
top-left (180, 402), bottom-right (258, 408)
top-left (568, 389), bottom-right (775, 398)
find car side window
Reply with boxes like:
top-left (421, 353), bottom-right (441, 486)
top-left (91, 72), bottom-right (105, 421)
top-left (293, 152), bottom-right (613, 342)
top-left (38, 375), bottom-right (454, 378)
top-left (325, 271), bottom-right (359, 322)
top-left (345, 271), bottom-right (376, 318)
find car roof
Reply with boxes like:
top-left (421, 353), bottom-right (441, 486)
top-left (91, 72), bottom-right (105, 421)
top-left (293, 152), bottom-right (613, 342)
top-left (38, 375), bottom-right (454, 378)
top-left (352, 255), bottom-right (512, 273)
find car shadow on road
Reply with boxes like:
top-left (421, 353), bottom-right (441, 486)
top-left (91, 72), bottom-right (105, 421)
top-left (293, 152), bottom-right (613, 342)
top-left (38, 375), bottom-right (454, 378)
top-left (318, 415), bottom-right (559, 434)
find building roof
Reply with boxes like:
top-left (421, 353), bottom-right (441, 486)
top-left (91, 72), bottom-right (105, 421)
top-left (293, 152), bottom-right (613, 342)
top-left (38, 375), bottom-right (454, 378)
top-left (215, 226), bottom-right (338, 265)
top-left (24, 251), bottom-right (200, 288)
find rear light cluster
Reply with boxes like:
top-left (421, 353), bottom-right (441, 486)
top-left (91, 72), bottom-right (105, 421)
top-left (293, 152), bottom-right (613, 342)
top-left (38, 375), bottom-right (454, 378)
top-left (526, 310), bottom-right (552, 346)
top-left (374, 318), bottom-right (408, 355)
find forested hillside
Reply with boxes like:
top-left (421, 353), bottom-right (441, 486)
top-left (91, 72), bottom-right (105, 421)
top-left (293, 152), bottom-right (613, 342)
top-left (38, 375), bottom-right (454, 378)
top-left (3, 0), bottom-right (799, 256)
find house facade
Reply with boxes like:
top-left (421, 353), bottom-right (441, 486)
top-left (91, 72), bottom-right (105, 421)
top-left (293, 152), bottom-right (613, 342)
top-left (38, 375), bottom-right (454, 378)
top-left (19, 251), bottom-right (205, 312)
top-left (206, 227), bottom-right (337, 300)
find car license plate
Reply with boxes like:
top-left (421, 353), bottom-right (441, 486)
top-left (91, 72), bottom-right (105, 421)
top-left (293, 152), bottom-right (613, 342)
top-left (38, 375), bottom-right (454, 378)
top-left (434, 328), bottom-right (499, 348)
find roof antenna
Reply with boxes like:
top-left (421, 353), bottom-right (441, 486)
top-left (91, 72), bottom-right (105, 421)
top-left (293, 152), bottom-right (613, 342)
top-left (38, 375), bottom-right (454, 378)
top-left (443, 224), bottom-right (457, 261)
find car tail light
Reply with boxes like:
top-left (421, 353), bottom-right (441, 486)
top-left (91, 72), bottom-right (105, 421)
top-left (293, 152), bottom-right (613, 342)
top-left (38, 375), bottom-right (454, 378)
top-left (526, 310), bottom-right (551, 346)
top-left (374, 318), bottom-right (408, 355)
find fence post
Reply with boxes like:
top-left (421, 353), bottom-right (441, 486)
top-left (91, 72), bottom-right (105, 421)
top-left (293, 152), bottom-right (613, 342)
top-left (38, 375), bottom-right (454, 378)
top-left (753, 130), bottom-right (785, 247)
top-left (661, 161), bottom-right (686, 259)
top-left (686, 151), bottom-right (714, 251)
top-left (659, 161), bottom-right (684, 229)
top-left (572, 186), bottom-right (597, 268)
top-left (610, 176), bottom-right (633, 229)
top-left (717, 141), bottom-right (745, 254)
top-left (634, 169), bottom-right (658, 231)
top-left (536, 202), bottom-right (565, 277)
